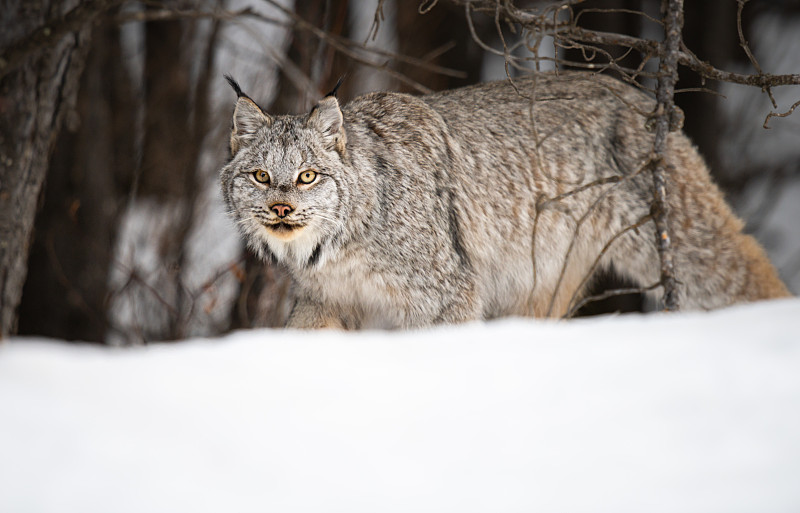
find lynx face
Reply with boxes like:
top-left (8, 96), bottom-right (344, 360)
top-left (220, 79), bottom-right (349, 268)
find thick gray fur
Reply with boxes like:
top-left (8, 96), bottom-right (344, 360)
top-left (219, 71), bottom-right (790, 329)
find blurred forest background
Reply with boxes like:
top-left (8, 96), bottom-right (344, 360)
top-left (1, 0), bottom-right (799, 344)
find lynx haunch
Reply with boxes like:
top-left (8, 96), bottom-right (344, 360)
top-left (219, 72), bottom-right (790, 329)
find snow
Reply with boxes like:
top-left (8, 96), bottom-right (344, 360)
top-left (2, 299), bottom-right (800, 513)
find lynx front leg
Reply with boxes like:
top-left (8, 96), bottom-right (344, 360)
top-left (285, 297), bottom-right (347, 330)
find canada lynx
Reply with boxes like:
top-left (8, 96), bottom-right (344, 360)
top-left (220, 72), bottom-right (790, 329)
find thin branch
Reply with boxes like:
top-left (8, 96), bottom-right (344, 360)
top-left (441, 1), bottom-right (800, 102)
top-left (260, 0), bottom-right (465, 92)
top-left (537, 175), bottom-right (622, 210)
top-left (574, 7), bottom-right (663, 28)
top-left (564, 282), bottom-right (662, 318)
top-left (0, 0), bottom-right (125, 80)
top-left (543, 162), bottom-right (647, 317)
top-left (115, 6), bottom-right (278, 24)
top-left (365, 0), bottom-right (387, 43)
top-left (736, 0), bottom-right (776, 108)
top-left (563, 213), bottom-right (654, 318)
top-left (677, 43), bottom-right (800, 88)
top-left (764, 99), bottom-right (800, 129)
top-left (650, 0), bottom-right (684, 311)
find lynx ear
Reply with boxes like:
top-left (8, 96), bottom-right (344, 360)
top-left (225, 75), bottom-right (272, 155)
top-left (308, 96), bottom-right (346, 153)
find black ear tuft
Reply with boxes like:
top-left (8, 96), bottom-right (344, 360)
top-left (225, 74), bottom-right (245, 98)
top-left (227, 76), bottom-right (273, 155)
top-left (325, 75), bottom-right (346, 98)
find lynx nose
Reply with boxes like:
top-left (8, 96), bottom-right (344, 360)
top-left (271, 203), bottom-right (294, 218)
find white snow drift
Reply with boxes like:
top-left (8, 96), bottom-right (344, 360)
top-left (2, 299), bottom-right (799, 513)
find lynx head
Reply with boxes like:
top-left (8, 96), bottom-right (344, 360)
top-left (220, 76), bottom-right (349, 268)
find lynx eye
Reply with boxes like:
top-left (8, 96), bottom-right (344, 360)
top-left (298, 170), bottom-right (317, 185)
top-left (252, 169), bottom-right (270, 185)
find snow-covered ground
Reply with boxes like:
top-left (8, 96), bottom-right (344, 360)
top-left (2, 299), bottom-right (800, 513)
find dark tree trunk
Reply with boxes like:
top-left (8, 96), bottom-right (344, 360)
top-left (140, 17), bottom-right (194, 340)
top-left (139, 19), bottom-right (193, 202)
top-left (395, 1), bottom-right (486, 92)
top-left (271, 0), bottom-right (351, 113)
top-left (108, 12), bottom-right (221, 342)
top-left (17, 18), bottom-right (136, 342)
top-left (0, 0), bottom-right (90, 338)
top-left (675, 0), bottom-right (738, 178)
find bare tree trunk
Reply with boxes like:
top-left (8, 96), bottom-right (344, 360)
top-left (676, 0), bottom-right (737, 177)
top-left (106, 11), bottom-right (223, 342)
top-left (119, 15), bottom-right (197, 341)
top-left (0, 0), bottom-right (90, 337)
top-left (16, 17), bottom-right (136, 342)
top-left (271, 0), bottom-right (350, 113)
top-left (395, 0), bottom-right (484, 91)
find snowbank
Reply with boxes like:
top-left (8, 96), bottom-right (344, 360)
top-left (2, 299), bottom-right (800, 513)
